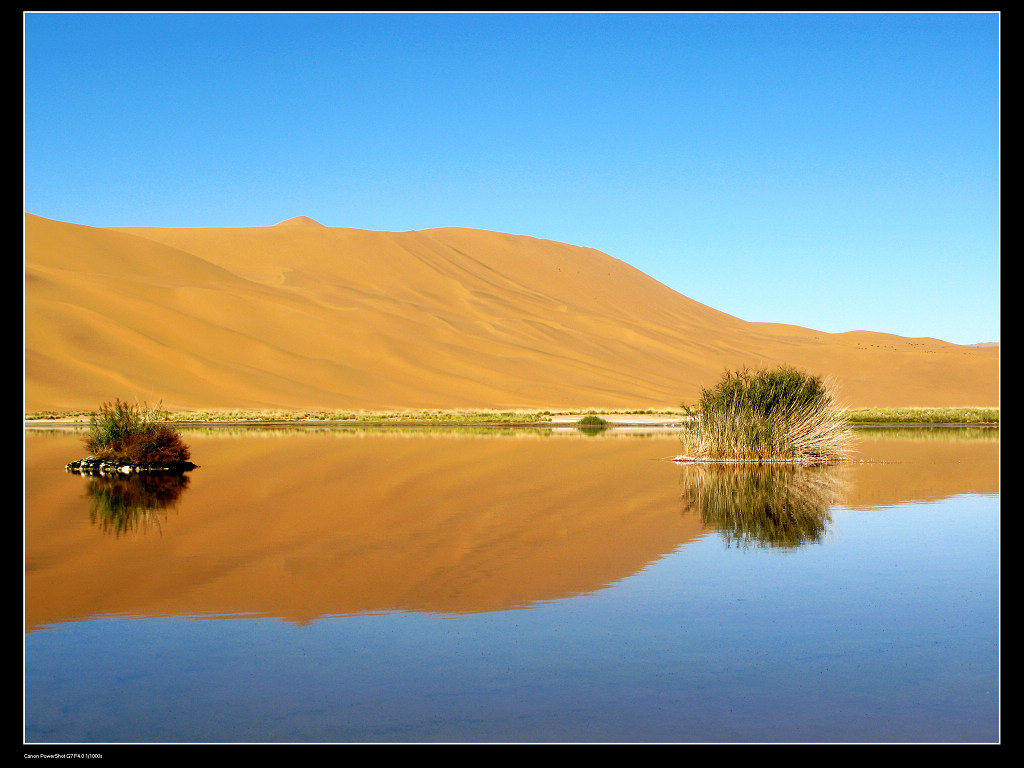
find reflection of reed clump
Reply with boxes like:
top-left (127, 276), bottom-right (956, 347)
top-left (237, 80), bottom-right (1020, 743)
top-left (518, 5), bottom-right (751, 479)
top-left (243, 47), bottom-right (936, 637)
top-left (86, 472), bottom-right (189, 536)
top-left (681, 464), bottom-right (847, 550)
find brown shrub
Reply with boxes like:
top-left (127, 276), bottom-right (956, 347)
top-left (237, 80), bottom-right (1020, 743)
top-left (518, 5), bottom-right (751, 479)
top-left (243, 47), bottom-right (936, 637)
top-left (85, 399), bottom-right (191, 464)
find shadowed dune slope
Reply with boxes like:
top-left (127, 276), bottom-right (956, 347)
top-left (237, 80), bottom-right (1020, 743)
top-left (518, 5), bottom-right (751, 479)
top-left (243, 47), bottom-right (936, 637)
top-left (25, 213), bottom-right (997, 412)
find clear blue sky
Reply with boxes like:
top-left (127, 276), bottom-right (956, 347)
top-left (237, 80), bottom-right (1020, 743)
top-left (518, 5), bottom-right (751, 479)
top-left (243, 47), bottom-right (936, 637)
top-left (24, 12), bottom-right (1000, 344)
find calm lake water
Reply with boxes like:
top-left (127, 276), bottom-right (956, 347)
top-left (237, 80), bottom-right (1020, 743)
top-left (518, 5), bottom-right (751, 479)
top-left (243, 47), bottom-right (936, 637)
top-left (24, 425), bottom-right (999, 743)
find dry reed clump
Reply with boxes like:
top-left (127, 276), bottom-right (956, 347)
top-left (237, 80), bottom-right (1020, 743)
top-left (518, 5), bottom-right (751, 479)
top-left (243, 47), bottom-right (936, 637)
top-left (84, 399), bottom-right (191, 465)
top-left (679, 366), bottom-right (852, 464)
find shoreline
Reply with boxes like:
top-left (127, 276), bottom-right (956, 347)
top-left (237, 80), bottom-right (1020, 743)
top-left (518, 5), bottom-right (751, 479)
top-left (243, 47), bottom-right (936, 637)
top-left (24, 413), bottom-right (998, 430)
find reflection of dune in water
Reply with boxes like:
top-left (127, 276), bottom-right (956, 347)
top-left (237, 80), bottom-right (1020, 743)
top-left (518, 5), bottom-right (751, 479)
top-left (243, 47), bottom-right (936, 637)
top-left (25, 431), bottom-right (699, 630)
top-left (680, 464), bottom-right (848, 550)
top-left (24, 428), bottom-right (998, 631)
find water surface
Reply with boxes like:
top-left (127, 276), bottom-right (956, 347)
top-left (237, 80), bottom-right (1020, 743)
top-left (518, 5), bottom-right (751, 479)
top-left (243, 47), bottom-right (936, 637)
top-left (24, 426), bottom-right (999, 743)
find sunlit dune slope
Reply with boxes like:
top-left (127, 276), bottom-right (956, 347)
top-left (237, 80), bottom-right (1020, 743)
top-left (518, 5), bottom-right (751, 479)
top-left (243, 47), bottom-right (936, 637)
top-left (25, 213), bottom-right (998, 411)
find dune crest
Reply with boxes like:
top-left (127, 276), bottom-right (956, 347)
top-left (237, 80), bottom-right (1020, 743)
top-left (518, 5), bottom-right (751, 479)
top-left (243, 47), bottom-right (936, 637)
top-left (24, 213), bottom-right (998, 412)
top-left (274, 215), bottom-right (325, 227)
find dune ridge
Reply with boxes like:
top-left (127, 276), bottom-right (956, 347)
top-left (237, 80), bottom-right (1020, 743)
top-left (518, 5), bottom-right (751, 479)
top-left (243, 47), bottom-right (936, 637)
top-left (24, 213), bottom-right (998, 412)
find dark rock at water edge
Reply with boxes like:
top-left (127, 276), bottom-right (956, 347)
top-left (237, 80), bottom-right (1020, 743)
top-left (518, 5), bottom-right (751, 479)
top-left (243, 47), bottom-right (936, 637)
top-left (66, 456), bottom-right (199, 476)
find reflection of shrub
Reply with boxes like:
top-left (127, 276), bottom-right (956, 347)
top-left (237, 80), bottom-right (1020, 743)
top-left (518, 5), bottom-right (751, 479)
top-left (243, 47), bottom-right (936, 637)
top-left (681, 463), bottom-right (846, 549)
top-left (681, 366), bottom-right (851, 463)
top-left (87, 472), bottom-right (189, 536)
top-left (84, 399), bottom-right (191, 465)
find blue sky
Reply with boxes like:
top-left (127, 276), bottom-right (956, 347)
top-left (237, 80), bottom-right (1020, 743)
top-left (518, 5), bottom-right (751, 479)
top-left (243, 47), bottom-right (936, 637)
top-left (24, 12), bottom-right (1000, 344)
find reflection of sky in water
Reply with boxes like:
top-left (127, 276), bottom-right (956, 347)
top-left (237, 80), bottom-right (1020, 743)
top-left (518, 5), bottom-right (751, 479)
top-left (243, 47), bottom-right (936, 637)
top-left (26, 496), bottom-right (999, 743)
top-left (25, 430), bottom-right (999, 743)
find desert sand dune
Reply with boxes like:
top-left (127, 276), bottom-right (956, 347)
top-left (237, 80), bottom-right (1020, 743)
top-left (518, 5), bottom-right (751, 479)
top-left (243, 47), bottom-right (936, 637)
top-left (24, 213), bottom-right (998, 412)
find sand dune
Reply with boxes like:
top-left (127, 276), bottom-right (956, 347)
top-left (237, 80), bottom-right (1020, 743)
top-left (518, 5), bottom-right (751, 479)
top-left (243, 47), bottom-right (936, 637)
top-left (24, 213), bottom-right (998, 412)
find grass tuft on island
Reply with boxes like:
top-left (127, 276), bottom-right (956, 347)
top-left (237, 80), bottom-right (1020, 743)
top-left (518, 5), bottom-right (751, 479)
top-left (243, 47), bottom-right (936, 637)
top-left (81, 399), bottom-right (193, 467)
top-left (678, 366), bottom-right (852, 464)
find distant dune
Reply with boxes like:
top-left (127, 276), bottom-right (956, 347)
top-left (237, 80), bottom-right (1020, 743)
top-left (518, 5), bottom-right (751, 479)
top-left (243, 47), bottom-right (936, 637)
top-left (24, 213), bottom-right (998, 412)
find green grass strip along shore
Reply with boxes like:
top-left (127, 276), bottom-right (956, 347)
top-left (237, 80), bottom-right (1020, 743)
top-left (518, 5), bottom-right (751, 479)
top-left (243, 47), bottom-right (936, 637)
top-left (842, 407), bottom-right (998, 424)
top-left (26, 406), bottom-right (996, 425)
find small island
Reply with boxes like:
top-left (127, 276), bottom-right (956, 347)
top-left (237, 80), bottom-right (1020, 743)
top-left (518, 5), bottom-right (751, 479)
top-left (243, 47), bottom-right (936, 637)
top-left (65, 456), bottom-right (198, 475)
top-left (65, 399), bottom-right (197, 475)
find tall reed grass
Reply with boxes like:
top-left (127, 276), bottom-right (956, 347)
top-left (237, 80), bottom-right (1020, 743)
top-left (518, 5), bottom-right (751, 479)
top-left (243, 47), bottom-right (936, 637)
top-left (84, 399), bottom-right (192, 465)
top-left (680, 366), bottom-right (851, 464)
